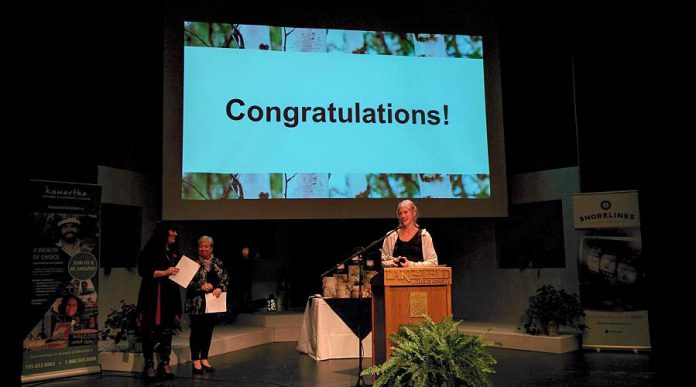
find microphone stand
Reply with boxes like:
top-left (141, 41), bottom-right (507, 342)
top-left (320, 228), bottom-right (398, 387)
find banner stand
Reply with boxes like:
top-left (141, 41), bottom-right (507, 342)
top-left (23, 180), bottom-right (102, 382)
top-left (21, 365), bottom-right (102, 384)
top-left (572, 190), bottom-right (651, 352)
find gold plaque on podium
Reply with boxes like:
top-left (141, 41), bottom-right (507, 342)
top-left (409, 292), bottom-right (428, 317)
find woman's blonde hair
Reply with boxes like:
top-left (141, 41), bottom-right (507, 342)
top-left (396, 200), bottom-right (419, 226)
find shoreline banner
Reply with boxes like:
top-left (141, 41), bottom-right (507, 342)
top-left (573, 190), bottom-right (651, 350)
top-left (22, 180), bottom-right (102, 383)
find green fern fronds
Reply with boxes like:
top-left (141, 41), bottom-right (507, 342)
top-left (361, 315), bottom-right (496, 387)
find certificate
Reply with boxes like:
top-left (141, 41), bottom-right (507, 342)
top-left (205, 292), bottom-right (227, 313)
top-left (169, 255), bottom-right (199, 288)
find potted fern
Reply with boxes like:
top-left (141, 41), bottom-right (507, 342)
top-left (522, 285), bottom-right (585, 336)
top-left (361, 316), bottom-right (496, 386)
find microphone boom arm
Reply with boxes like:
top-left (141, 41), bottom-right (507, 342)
top-left (319, 227), bottom-right (398, 277)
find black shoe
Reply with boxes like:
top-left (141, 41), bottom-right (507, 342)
top-left (201, 363), bottom-right (215, 373)
top-left (143, 361), bottom-right (157, 381)
top-left (192, 363), bottom-right (204, 375)
top-left (158, 362), bottom-right (175, 379)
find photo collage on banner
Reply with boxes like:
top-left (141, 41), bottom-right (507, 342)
top-left (23, 180), bottom-right (101, 382)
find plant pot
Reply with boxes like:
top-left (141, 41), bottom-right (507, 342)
top-left (546, 321), bottom-right (559, 337)
top-left (115, 336), bottom-right (130, 352)
top-left (127, 331), bottom-right (143, 353)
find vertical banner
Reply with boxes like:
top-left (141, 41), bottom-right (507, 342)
top-left (573, 190), bottom-right (651, 350)
top-left (22, 180), bottom-right (101, 383)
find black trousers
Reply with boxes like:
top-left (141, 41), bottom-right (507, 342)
top-left (142, 327), bottom-right (174, 364)
top-left (189, 313), bottom-right (218, 360)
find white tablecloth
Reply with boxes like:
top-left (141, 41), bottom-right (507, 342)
top-left (296, 297), bottom-right (372, 360)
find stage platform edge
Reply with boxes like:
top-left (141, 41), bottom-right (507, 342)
top-left (459, 321), bottom-right (579, 354)
top-left (100, 314), bottom-right (579, 371)
top-left (99, 312), bottom-right (303, 372)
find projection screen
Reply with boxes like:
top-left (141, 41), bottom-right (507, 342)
top-left (163, 20), bottom-right (507, 220)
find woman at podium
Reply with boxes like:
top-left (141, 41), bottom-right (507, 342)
top-left (381, 200), bottom-right (438, 267)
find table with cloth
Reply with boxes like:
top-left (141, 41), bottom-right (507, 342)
top-left (296, 297), bottom-right (372, 360)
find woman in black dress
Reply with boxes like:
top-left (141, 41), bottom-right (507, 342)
top-left (136, 222), bottom-right (182, 380)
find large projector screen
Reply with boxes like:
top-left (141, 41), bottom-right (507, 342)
top-left (163, 20), bottom-right (507, 220)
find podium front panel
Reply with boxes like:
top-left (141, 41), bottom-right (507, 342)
top-left (371, 267), bottom-right (452, 365)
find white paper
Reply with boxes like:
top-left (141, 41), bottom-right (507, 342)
top-left (205, 292), bottom-right (227, 313)
top-left (168, 255), bottom-right (199, 288)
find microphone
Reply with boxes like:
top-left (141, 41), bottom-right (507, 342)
top-left (386, 226), bottom-right (401, 236)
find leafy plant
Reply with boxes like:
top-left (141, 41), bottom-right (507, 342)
top-left (522, 285), bottom-right (585, 335)
top-left (361, 316), bottom-right (496, 387)
top-left (99, 300), bottom-right (139, 344)
top-left (100, 300), bottom-right (183, 345)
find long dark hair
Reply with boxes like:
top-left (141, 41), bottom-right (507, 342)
top-left (140, 221), bottom-right (180, 259)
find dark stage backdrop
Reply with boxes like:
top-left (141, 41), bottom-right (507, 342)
top-left (173, 216), bottom-right (489, 310)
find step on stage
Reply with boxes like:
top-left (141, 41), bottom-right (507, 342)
top-left (99, 312), bottom-right (303, 372)
top-left (100, 312), bottom-right (578, 372)
top-left (459, 321), bottom-right (579, 354)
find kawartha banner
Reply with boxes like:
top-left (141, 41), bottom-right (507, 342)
top-left (573, 190), bottom-right (650, 350)
top-left (22, 180), bottom-right (101, 383)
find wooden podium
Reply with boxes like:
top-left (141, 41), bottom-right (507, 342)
top-left (370, 266), bottom-right (452, 364)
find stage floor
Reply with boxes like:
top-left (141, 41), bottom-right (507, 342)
top-left (22, 312), bottom-right (658, 385)
top-left (97, 312), bottom-right (582, 373)
top-left (24, 341), bottom-right (657, 386)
